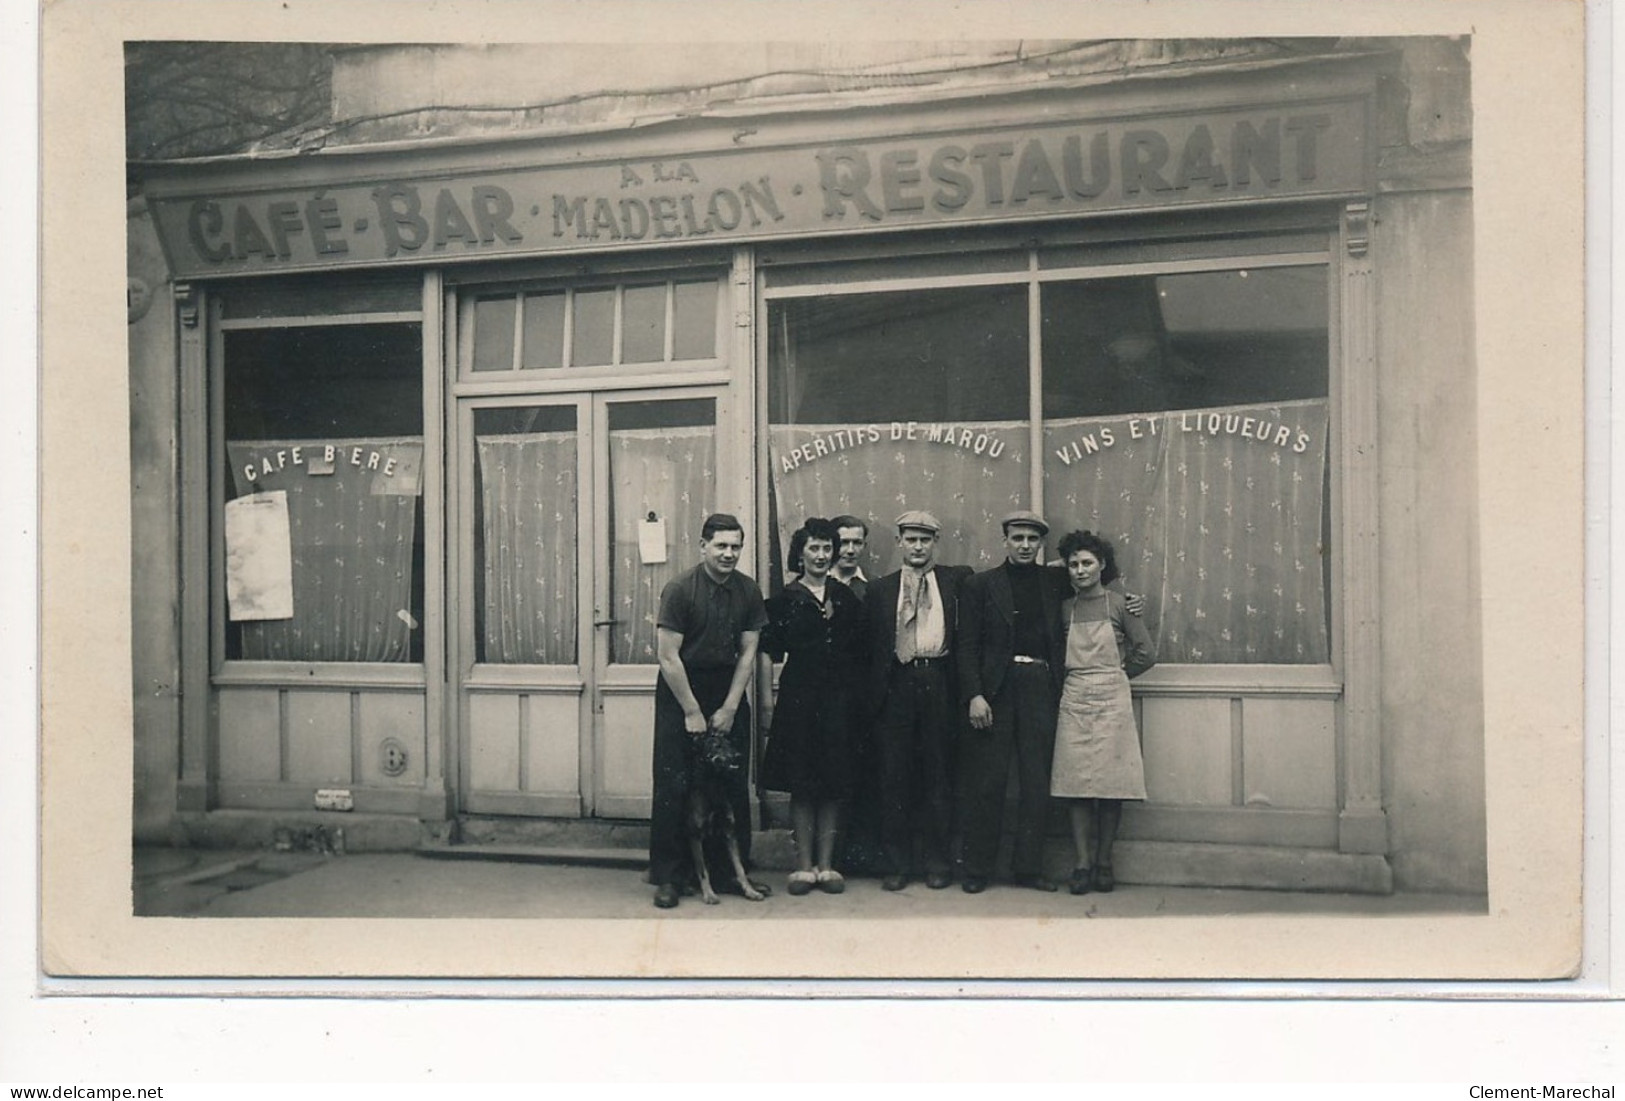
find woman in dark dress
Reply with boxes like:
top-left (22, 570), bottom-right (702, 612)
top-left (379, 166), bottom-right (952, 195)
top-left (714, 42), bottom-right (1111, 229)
top-left (758, 517), bottom-right (868, 895)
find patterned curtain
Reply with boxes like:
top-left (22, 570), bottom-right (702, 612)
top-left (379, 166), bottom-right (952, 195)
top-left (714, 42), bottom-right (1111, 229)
top-left (476, 432), bottom-right (578, 664)
top-left (226, 438), bottom-right (422, 662)
top-left (1044, 399), bottom-right (1329, 663)
top-left (769, 421), bottom-right (1030, 576)
top-left (609, 426), bottom-right (716, 663)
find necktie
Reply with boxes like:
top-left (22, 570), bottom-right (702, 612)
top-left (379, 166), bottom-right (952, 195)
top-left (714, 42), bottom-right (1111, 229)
top-left (897, 570), bottom-right (926, 663)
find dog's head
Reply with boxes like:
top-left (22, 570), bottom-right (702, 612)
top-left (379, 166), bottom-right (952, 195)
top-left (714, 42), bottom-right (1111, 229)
top-left (694, 730), bottom-right (742, 779)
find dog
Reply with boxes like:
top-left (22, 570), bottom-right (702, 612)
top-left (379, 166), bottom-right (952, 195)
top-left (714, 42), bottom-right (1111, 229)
top-left (685, 729), bottom-right (767, 905)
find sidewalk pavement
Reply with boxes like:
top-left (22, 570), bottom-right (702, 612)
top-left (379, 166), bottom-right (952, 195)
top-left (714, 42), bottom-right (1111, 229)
top-left (134, 846), bottom-right (1486, 920)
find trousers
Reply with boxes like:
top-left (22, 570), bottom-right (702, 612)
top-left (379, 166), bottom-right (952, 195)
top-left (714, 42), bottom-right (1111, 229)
top-left (957, 660), bottom-right (1058, 879)
top-left (874, 659), bottom-right (956, 877)
top-left (648, 666), bottom-right (753, 888)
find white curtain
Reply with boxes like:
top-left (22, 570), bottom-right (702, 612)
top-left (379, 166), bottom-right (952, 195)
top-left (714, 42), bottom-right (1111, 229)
top-left (768, 420), bottom-right (1030, 577)
top-left (1043, 398), bottom-right (1329, 663)
top-left (477, 432), bottom-right (578, 664)
top-left (227, 438), bottom-right (422, 662)
top-left (609, 426), bottom-right (717, 663)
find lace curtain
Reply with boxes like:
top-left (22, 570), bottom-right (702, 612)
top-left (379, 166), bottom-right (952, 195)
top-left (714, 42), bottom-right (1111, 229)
top-left (609, 426), bottom-right (717, 663)
top-left (476, 432), bottom-right (578, 664)
top-left (226, 438), bottom-right (422, 662)
top-left (768, 420), bottom-right (1030, 577)
top-left (769, 400), bottom-right (1328, 664)
top-left (1043, 398), bottom-right (1329, 663)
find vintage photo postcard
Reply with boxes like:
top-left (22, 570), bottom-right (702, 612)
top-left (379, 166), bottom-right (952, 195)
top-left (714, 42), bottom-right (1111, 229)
top-left (36, 0), bottom-right (1589, 983)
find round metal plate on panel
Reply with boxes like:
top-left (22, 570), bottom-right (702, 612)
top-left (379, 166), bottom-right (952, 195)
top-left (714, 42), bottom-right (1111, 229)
top-left (380, 737), bottom-right (409, 777)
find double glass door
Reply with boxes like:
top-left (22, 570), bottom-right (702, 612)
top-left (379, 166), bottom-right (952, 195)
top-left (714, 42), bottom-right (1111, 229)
top-left (455, 388), bottom-right (726, 818)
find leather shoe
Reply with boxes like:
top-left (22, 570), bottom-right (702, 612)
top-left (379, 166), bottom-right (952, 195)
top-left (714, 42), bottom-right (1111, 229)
top-left (1015, 873), bottom-right (1060, 893)
top-left (881, 874), bottom-right (909, 892)
top-left (653, 883), bottom-right (680, 909)
top-left (961, 876), bottom-right (989, 894)
top-left (925, 871), bottom-right (952, 890)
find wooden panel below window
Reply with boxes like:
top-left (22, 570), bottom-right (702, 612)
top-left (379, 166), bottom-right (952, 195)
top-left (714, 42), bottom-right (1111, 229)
top-left (284, 690), bottom-right (353, 784)
top-left (1241, 697), bottom-right (1338, 809)
top-left (598, 689), bottom-right (654, 812)
top-left (217, 687), bottom-right (281, 782)
top-left (467, 693), bottom-right (521, 792)
top-left (523, 690), bottom-right (583, 801)
top-left (1140, 696), bottom-right (1233, 806)
top-left (356, 692), bottom-right (426, 786)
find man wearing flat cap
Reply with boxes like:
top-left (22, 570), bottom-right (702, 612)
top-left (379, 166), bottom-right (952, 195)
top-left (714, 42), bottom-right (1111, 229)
top-left (956, 510), bottom-right (1072, 893)
top-left (863, 510), bottom-right (974, 891)
top-left (956, 511), bottom-right (1145, 893)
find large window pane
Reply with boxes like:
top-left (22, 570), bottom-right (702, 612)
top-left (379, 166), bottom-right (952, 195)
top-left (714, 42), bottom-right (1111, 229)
top-left (222, 322), bottom-right (424, 662)
top-left (1041, 266), bottom-right (1330, 663)
top-left (767, 286), bottom-right (1029, 577)
top-left (607, 398), bottom-right (717, 663)
top-left (474, 406), bottom-right (578, 664)
top-left (1042, 268), bottom-right (1328, 417)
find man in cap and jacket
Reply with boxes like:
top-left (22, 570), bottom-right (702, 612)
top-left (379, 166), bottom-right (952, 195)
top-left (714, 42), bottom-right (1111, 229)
top-left (956, 511), bottom-right (1146, 894)
top-left (955, 510), bottom-right (1072, 893)
top-left (863, 510), bottom-right (974, 891)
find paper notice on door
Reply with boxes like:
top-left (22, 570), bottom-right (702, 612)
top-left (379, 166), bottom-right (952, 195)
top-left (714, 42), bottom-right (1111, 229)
top-left (224, 490), bottom-right (295, 621)
top-left (638, 517), bottom-right (668, 564)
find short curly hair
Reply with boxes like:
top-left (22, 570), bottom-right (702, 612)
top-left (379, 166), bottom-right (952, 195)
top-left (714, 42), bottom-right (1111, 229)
top-left (787, 517), bottom-right (841, 574)
top-left (1056, 529), bottom-right (1120, 586)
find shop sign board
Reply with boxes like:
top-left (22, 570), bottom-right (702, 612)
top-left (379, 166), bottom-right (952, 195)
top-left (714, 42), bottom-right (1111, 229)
top-left (149, 99), bottom-right (1369, 278)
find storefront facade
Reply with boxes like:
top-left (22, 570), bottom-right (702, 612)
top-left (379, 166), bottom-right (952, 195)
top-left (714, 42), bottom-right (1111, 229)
top-left (128, 39), bottom-right (1485, 894)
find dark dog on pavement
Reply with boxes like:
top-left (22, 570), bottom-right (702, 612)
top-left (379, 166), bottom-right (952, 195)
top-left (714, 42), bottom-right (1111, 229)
top-left (686, 730), bottom-right (767, 905)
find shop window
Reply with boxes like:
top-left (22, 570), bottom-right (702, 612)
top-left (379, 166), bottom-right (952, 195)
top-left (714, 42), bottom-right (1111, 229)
top-left (1041, 267), bottom-right (1330, 663)
top-left (469, 277), bottom-right (720, 372)
top-left (763, 262), bottom-right (1331, 665)
top-left (767, 285), bottom-right (1029, 576)
top-left (473, 406), bottom-right (578, 664)
top-left (221, 322), bottom-right (424, 663)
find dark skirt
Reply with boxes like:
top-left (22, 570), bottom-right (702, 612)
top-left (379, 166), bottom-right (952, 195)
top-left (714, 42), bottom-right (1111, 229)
top-left (759, 658), bottom-right (860, 802)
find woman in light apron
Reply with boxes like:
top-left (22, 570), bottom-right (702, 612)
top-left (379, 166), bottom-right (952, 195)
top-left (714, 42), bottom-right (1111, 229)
top-left (1050, 531), bottom-right (1157, 894)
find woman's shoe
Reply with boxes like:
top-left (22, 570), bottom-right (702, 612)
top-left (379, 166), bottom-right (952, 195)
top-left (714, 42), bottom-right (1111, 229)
top-left (1093, 863), bottom-right (1116, 893)
top-left (1069, 866), bottom-right (1093, 896)
top-left (816, 868), bottom-right (846, 894)
top-left (787, 869), bottom-right (817, 896)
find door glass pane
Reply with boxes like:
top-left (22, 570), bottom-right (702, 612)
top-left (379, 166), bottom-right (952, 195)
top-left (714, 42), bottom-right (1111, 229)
top-left (607, 398), bottom-right (717, 663)
top-left (520, 291), bottom-right (566, 370)
top-left (1040, 266), bottom-right (1330, 663)
top-left (672, 280), bottom-right (718, 360)
top-left (473, 406), bottom-right (579, 664)
top-left (222, 322), bottom-right (424, 662)
top-left (471, 296), bottom-right (516, 372)
top-left (766, 285), bottom-right (1029, 583)
top-left (571, 288), bottom-right (615, 366)
top-left (621, 284), bottom-right (667, 363)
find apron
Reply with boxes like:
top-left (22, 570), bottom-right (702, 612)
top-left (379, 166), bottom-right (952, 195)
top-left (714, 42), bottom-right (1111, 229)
top-left (1050, 599), bottom-right (1148, 800)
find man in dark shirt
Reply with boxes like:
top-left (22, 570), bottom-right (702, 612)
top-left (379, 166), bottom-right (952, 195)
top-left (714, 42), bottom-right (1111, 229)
top-left (956, 510), bottom-right (1071, 893)
top-left (649, 513), bottom-right (772, 909)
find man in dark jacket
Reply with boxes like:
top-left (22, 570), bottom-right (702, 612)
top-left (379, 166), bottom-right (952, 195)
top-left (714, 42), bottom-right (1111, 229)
top-left (956, 510), bottom-right (1070, 893)
top-left (864, 510), bottom-right (974, 891)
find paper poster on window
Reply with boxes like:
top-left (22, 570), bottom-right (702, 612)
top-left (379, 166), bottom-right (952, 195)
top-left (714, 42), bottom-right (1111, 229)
top-left (223, 490), bottom-right (294, 621)
top-left (637, 516), bottom-right (668, 564)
